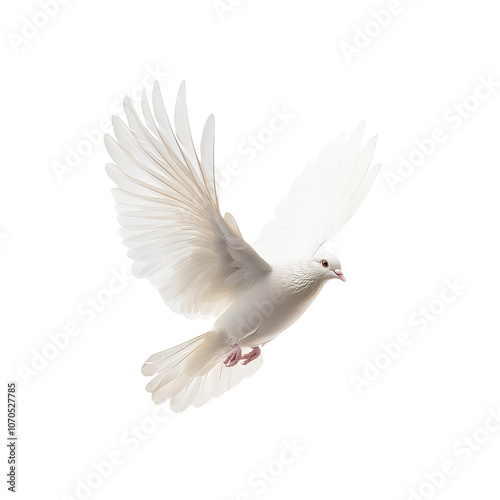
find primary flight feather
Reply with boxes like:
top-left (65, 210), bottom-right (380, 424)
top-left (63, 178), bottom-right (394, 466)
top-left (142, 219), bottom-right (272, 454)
top-left (105, 82), bottom-right (381, 412)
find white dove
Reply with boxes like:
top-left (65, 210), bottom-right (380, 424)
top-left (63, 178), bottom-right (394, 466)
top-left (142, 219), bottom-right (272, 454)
top-left (105, 82), bottom-right (381, 412)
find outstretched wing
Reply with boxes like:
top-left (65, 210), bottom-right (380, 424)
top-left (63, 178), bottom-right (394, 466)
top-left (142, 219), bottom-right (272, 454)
top-left (253, 122), bottom-right (381, 262)
top-left (105, 82), bottom-right (271, 319)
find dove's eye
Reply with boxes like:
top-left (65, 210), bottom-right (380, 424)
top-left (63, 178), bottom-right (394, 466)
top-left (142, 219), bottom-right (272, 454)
top-left (321, 260), bottom-right (329, 268)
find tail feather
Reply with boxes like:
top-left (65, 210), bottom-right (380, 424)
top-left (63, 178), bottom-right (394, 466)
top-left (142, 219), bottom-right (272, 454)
top-left (145, 362), bottom-right (184, 393)
top-left (192, 363), bottom-right (222, 408)
top-left (142, 331), bottom-right (263, 412)
top-left (142, 334), bottom-right (205, 376)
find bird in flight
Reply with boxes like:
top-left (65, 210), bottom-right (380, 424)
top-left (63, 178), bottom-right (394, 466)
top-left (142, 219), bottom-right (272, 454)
top-left (105, 82), bottom-right (381, 412)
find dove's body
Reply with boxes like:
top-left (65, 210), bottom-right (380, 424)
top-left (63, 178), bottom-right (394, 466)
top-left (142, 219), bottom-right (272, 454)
top-left (215, 261), bottom-right (328, 348)
top-left (105, 82), bottom-right (380, 412)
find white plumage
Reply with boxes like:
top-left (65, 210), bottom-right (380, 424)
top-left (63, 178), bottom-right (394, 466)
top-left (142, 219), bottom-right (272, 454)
top-left (105, 82), bottom-right (381, 412)
top-left (254, 122), bottom-right (379, 261)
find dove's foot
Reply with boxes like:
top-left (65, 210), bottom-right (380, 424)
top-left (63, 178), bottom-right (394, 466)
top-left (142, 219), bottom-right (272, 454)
top-left (241, 346), bottom-right (261, 365)
top-left (224, 344), bottom-right (242, 367)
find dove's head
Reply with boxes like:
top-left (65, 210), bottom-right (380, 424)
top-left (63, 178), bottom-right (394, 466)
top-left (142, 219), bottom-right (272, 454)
top-left (309, 255), bottom-right (346, 282)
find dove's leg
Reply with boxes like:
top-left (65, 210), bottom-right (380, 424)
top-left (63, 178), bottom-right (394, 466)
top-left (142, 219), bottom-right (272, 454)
top-left (241, 346), bottom-right (261, 365)
top-left (224, 344), bottom-right (242, 367)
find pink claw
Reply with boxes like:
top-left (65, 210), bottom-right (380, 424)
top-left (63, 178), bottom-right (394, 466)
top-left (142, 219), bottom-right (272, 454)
top-left (224, 345), bottom-right (242, 367)
top-left (241, 346), bottom-right (261, 366)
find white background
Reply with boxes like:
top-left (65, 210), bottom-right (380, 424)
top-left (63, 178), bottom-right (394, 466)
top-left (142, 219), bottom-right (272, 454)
top-left (2, 1), bottom-right (500, 499)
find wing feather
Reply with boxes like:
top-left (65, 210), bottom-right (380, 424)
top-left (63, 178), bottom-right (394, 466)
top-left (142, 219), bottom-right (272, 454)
top-left (254, 123), bottom-right (380, 261)
top-left (106, 83), bottom-right (271, 319)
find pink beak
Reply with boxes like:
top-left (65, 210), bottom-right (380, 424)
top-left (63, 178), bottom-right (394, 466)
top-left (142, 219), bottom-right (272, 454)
top-left (334, 269), bottom-right (346, 282)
